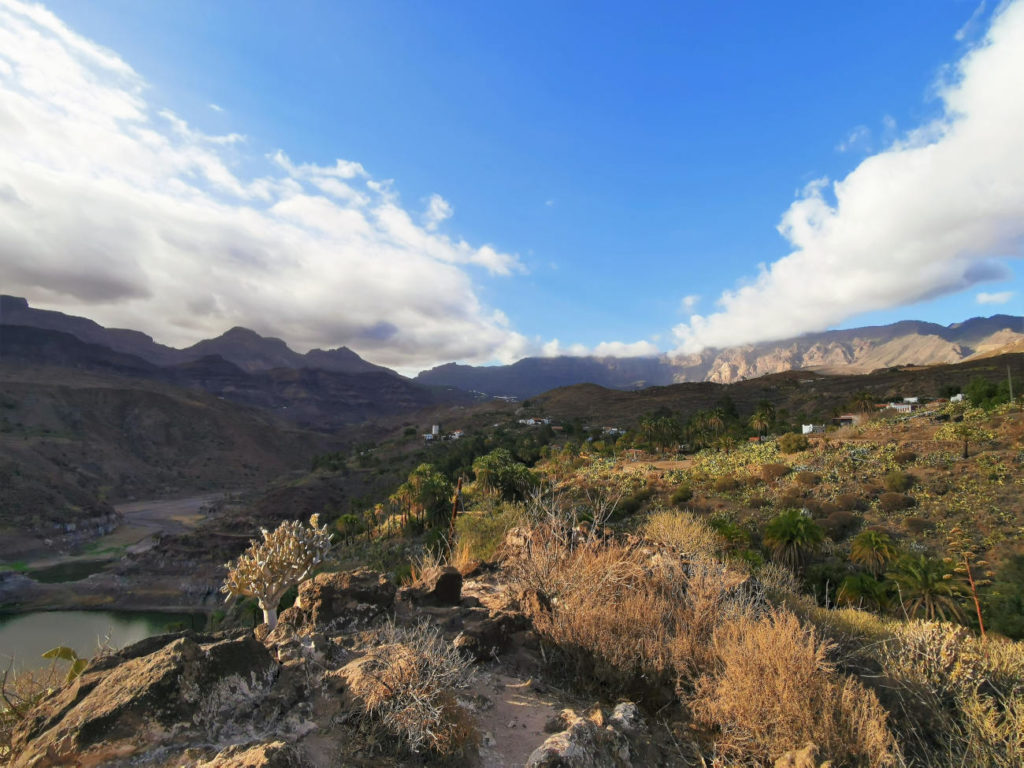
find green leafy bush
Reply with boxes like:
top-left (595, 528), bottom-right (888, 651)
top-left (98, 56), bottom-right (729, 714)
top-left (883, 470), bottom-right (915, 492)
top-left (778, 433), bottom-right (810, 454)
top-left (713, 475), bottom-right (739, 492)
top-left (670, 484), bottom-right (693, 505)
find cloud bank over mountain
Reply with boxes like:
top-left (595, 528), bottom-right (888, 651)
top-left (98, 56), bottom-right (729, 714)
top-left (673, 0), bottom-right (1024, 355)
top-left (0, 0), bottom-right (532, 370)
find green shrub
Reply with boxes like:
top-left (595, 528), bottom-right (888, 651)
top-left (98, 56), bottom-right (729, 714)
top-left (454, 504), bottom-right (522, 564)
top-left (670, 484), bottom-right (693, 505)
top-left (713, 476), bottom-right (739, 492)
top-left (883, 470), bottom-right (915, 493)
top-left (334, 513), bottom-right (366, 539)
top-left (778, 433), bottom-right (810, 453)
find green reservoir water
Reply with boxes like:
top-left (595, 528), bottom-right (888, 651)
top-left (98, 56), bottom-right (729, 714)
top-left (0, 611), bottom-right (206, 671)
top-left (27, 559), bottom-right (111, 583)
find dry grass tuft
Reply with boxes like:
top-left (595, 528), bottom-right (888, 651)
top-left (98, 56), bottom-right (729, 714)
top-left (877, 621), bottom-right (1024, 767)
top-left (642, 509), bottom-right (722, 559)
top-left (692, 610), bottom-right (899, 767)
top-left (509, 522), bottom-right (756, 701)
top-left (343, 622), bottom-right (477, 757)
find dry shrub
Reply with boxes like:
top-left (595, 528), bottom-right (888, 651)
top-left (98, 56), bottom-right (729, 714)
top-left (761, 463), bottom-right (791, 482)
top-left (795, 471), bottom-right (821, 487)
top-left (821, 510), bottom-right (862, 541)
top-left (1, 662), bottom-right (62, 763)
top-left (877, 621), bottom-right (1024, 767)
top-left (344, 622), bottom-right (476, 757)
top-left (713, 475), bottom-right (740, 492)
top-left (778, 489), bottom-right (805, 509)
top-left (642, 509), bottom-right (722, 559)
top-left (903, 516), bottom-right (935, 535)
top-left (894, 450), bottom-right (917, 466)
top-left (692, 610), bottom-right (899, 767)
top-left (510, 526), bottom-right (754, 701)
top-left (878, 492), bottom-right (915, 513)
top-left (835, 493), bottom-right (867, 511)
top-left (746, 494), bottom-right (770, 509)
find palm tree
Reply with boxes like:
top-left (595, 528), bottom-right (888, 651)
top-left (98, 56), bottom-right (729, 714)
top-left (706, 408), bottom-right (725, 436)
top-left (838, 572), bottom-right (891, 611)
top-left (748, 401), bottom-right (775, 437)
top-left (763, 509), bottom-right (825, 573)
top-left (850, 392), bottom-right (876, 414)
top-left (748, 410), bottom-right (770, 438)
top-left (714, 435), bottom-right (737, 454)
top-left (849, 530), bottom-right (897, 577)
top-left (888, 554), bottom-right (965, 622)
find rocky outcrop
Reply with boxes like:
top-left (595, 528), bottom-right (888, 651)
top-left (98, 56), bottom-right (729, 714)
top-left (194, 740), bottom-right (304, 768)
top-left (526, 703), bottom-right (652, 767)
top-left (279, 568), bottom-right (396, 632)
top-left (399, 566), bottom-right (463, 606)
top-left (11, 632), bottom-right (278, 768)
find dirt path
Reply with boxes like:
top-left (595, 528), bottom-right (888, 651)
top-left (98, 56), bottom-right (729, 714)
top-left (113, 494), bottom-right (224, 554)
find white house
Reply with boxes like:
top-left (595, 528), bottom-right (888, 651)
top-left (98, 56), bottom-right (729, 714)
top-left (801, 424), bottom-right (825, 435)
top-left (950, 393), bottom-right (965, 403)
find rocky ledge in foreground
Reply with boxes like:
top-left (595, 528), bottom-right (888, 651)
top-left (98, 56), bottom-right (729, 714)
top-left (7, 567), bottom-right (664, 768)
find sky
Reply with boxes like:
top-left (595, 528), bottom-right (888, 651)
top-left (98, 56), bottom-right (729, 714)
top-left (0, 0), bottom-right (1021, 373)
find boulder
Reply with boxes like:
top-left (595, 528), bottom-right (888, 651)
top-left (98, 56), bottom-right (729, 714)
top-left (11, 632), bottom-right (276, 768)
top-left (196, 740), bottom-right (304, 768)
top-left (284, 568), bottom-right (395, 630)
top-left (399, 566), bottom-right (463, 607)
top-left (526, 705), bottom-right (647, 768)
top-left (453, 611), bottom-right (523, 661)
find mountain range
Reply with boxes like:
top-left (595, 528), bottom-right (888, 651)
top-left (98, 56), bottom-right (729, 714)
top-left (3, 295), bottom-right (1021, 401)
top-left (415, 316), bottom-right (1024, 398)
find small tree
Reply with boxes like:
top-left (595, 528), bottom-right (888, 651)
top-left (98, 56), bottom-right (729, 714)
top-left (222, 514), bottom-right (332, 630)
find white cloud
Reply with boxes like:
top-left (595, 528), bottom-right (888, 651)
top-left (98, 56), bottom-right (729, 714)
top-left (540, 338), bottom-right (659, 358)
top-left (544, 199), bottom-right (555, 207)
top-left (422, 193), bottom-right (452, 231)
top-left (0, 0), bottom-right (529, 372)
top-left (956, 1), bottom-right (987, 42)
top-left (208, 102), bottom-right (223, 112)
top-left (673, 0), bottom-right (1024, 355)
top-left (836, 124), bottom-right (870, 153)
top-left (680, 294), bottom-right (700, 312)
top-left (976, 290), bottom-right (1014, 305)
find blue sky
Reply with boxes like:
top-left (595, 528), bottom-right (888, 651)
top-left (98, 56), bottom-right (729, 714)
top-left (1, 0), bottom-right (1021, 371)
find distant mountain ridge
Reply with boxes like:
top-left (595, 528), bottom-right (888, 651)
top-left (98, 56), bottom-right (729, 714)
top-left (0, 295), bottom-right (397, 377)
top-left (3, 295), bottom-right (1021, 400)
top-left (0, 324), bottom-right (462, 428)
top-left (415, 315), bottom-right (1024, 398)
